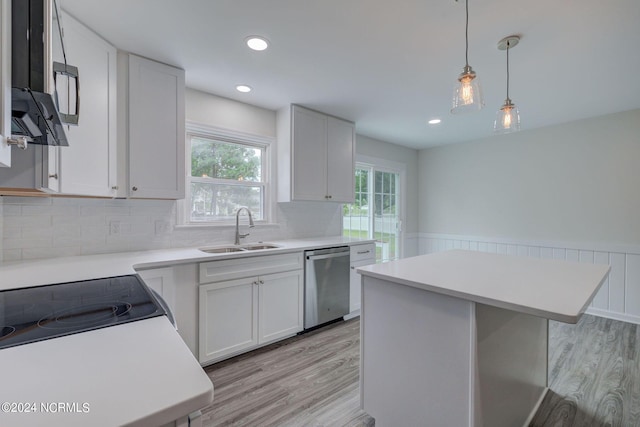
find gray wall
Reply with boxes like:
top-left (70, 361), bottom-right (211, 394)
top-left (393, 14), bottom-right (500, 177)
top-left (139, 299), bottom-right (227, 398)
top-left (186, 88), bottom-right (276, 137)
top-left (418, 109), bottom-right (640, 245)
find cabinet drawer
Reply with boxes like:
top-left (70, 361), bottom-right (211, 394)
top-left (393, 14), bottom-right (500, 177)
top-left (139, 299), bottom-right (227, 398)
top-left (350, 243), bottom-right (376, 263)
top-left (200, 252), bottom-right (304, 284)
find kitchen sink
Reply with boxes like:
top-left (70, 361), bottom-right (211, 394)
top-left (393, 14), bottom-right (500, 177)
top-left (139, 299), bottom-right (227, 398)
top-left (199, 246), bottom-right (246, 254)
top-left (199, 243), bottom-right (280, 254)
top-left (241, 244), bottom-right (280, 250)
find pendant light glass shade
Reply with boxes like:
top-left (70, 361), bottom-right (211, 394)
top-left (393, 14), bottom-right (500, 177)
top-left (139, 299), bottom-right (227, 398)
top-left (451, 0), bottom-right (484, 114)
top-left (494, 35), bottom-right (521, 133)
top-left (494, 99), bottom-right (520, 133)
top-left (452, 65), bottom-right (483, 113)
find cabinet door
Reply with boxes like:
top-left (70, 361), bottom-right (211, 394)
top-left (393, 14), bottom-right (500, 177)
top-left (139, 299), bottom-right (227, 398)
top-left (258, 269), bottom-right (304, 344)
top-left (128, 55), bottom-right (185, 199)
top-left (291, 106), bottom-right (327, 201)
top-left (58, 11), bottom-right (117, 196)
top-left (350, 257), bottom-right (376, 313)
top-left (326, 116), bottom-right (355, 203)
top-left (0, 0), bottom-right (10, 167)
top-left (199, 278), bottom-right (258, 364)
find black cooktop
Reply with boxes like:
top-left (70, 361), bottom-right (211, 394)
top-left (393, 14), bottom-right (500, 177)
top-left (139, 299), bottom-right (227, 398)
top-left (0, 275), bottom-right (166, 350)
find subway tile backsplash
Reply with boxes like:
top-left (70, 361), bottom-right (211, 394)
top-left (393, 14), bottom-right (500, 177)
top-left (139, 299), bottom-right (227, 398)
top-left (1, 196), bottom-right (342, 262)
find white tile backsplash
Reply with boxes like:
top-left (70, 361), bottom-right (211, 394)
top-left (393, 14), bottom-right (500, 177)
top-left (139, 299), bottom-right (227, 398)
top-left (1, 196), bottom-right (343, 261)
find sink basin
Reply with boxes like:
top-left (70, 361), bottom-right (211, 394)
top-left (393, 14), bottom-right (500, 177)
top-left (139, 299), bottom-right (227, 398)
top-left (241, 244), bottom-right (280, 250)
top-left (199, 246), bottom-right (246, 254)
top-left (199, 243), bottom-right (280, 254)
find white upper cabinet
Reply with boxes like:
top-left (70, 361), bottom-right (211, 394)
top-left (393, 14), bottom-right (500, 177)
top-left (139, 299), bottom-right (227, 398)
top-left (0, 0), bottom-right (10, 167)
top-left (326, 116), bottom-right (356, 202)
top-left (291, 106), bottom-right (327, 201)
top-left (122, 54), bottom-right (185, 199)
top-left (56, 10), bottom-right (117, 196)
top-left (277, 105), bottom-right (355, 203)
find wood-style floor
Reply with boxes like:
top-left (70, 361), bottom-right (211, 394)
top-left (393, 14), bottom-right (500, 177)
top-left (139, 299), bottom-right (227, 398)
top-left (201, 319), bottom-right (373, 427)
top-left (530, 314), bottom-right (640, 427)
top-left (201, 314), bottom-right (639, 427)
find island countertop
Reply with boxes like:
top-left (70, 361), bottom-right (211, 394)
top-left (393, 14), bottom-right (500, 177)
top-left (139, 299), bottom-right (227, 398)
top-left (357, 249), bottom-right (610, 323)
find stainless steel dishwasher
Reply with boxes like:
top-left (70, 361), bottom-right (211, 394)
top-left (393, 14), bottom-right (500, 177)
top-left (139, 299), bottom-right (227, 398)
top-left (304, 246), bottom-right (350, 329)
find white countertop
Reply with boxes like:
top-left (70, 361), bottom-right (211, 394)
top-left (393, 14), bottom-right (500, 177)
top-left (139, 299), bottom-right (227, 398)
top-left (0, 316), bottom-right (212, 427)
top-left (0, 236), bottom-right (372, 426)
top-left (358, 250), bottom-right (610, 323)
top-left (0, 236), bottom-right (373, 290)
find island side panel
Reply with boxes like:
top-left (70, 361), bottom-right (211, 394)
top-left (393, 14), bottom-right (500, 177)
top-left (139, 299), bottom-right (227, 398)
top-left (475, 304), bottom-right (548, 427)
top-left (361, 276), bottom-right (475, 427)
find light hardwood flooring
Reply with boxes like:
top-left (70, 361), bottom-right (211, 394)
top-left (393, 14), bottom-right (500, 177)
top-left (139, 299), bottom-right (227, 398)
top-left (201, 314), bottom-right (639, 427)
top-left (530, 314), bottom-right (640, 427)
top-left (201, 319), bottom-right (373, 427)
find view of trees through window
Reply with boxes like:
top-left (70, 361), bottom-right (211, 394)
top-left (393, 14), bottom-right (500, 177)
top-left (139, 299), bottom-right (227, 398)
top-left (343, 166), bottom-right (400, 262)
top-left (189, 136), bottom-right (264, 222)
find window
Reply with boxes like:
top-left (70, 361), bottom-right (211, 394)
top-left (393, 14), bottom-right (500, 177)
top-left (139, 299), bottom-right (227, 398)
top-left (185, 127), bottom-right (269, 224)
top-left (343, 162), bottom-right (403, 263)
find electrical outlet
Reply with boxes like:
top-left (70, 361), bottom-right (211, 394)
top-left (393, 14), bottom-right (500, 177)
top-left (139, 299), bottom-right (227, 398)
top-left (155, 220), bottom-right (172, 235)
top-left (109, 221), bottom-right (121, 236)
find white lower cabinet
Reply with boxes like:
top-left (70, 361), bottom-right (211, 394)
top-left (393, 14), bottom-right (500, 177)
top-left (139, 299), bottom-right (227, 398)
top-left (349, 243), bottom-right (376, 314)
top-left (199, 277), bottom-right (259, 362)
top-left (198, 253), bottom-right (304, 365)
top-left (258, 270), bottom-right (304, 344)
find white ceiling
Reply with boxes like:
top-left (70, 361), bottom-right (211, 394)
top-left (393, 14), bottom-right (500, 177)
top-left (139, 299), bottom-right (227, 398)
top-left (61, 0), bottom-right (640, 149)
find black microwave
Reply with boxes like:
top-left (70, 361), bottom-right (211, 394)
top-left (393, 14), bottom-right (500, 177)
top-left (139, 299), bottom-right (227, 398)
top-left (11, 0), bottom-right (74, 147)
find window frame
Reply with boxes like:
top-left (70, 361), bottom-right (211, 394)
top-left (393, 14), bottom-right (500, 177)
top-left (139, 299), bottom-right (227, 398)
top-left (180, 122), bottom-right (274, 226)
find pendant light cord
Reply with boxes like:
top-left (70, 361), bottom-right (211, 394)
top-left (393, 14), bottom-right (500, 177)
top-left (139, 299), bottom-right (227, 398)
top-left (506, 40), bottom-right (510, 100)
top-left (465, 0), bottom-right (469, 67)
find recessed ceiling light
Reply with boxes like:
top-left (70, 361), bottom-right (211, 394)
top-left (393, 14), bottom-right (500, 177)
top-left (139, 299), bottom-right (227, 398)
top-left (246, 36), bottom-right (269, 51)
top-left (236, 85), bottom-right (252, 93)
top-left (428, 119), bottom-right (442, 125)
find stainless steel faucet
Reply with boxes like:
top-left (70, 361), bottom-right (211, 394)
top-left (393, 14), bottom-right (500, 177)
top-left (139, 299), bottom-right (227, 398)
top-left (234, 207), bottom-right (255, 245)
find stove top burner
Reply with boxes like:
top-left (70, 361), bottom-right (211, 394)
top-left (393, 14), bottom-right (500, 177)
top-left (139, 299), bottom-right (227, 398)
top-left (38, 302), bottom-right (133, 330)
top-left (0, 326), bottom-right (16, 340)
top-left (0, 275), bottom-right (166, 350)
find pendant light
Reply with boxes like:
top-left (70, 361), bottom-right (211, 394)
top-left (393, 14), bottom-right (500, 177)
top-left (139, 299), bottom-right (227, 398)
top-left (494, 35), bottom-right (521, 133)
top-left (451, 0), bottom-right (484, 114)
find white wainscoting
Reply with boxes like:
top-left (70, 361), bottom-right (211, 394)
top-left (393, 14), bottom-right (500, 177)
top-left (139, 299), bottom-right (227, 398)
top-left (418, 233), bottom-right (640, 325)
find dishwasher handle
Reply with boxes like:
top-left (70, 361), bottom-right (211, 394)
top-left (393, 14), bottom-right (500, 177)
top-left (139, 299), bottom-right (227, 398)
top-left (306, 252), bottom-right (349, 261)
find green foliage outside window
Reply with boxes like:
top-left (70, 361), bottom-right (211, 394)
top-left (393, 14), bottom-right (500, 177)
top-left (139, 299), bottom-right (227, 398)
top-left (189, 136), bottom-right (264, 221)
top-left (191, 138), bottom-right (261, 181)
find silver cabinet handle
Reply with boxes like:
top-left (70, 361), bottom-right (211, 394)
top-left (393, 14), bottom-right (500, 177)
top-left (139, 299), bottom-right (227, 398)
top-left (6, 136), bottom-right (28, 150)
top-left (49, 174), bottom-right (58, 179)
top-left (357, 250), bottom-right (370, 254)
top-left (132, 186), bottom-right (138, 191)
top-left (259, 280), bottom-right (264, 284)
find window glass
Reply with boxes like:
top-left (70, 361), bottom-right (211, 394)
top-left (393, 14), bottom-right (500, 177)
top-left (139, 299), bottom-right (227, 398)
top-left (187, 134), bottom-right (266, 223)
top-left (191, 138), bottom-right (262, 181)
top-left (343, 165), bottom-right (401, 262)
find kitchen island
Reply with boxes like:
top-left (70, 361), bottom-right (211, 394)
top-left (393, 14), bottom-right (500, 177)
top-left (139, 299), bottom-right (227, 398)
top-left (357, 250), bottom-right (610, 427)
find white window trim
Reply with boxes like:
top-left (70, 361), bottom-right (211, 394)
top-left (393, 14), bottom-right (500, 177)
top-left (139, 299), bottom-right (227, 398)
top-left (177, 121), bottom-right (276, 227)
